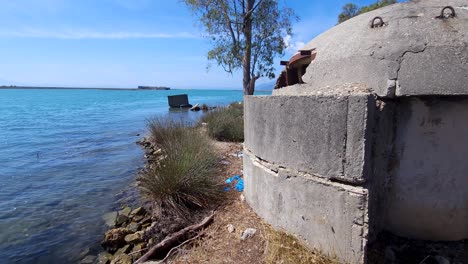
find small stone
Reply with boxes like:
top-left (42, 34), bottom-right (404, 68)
top-left (129, 207), bottom-right (145, 217)
top-left (110, 253), bottom-right (132, 264)
top-left (133, 242), bottom-right (146, 251)
top-left (102, 212), bottom-right (118, 227)
top-left (241, 228), bottom-right (257, 240)
top-left (115, 244), bottom-right (131, 255)
top-left (139, 216), bottom-right (152, 225)
top-left (127, 222), bottom-right (140, 233)
top-left (80, 255), bottom-right (96, 264)
top-left (115, 214), bottom-right (128, 227)
top-left (101, 228), bottom-right (130, 253)
top-left (227, 224), bottom-right (235, 233)
top-left (119, 207), bottom-right (132, 217)
top-left (124, 232), bottom-right (142, 244)
top-left (240, 194), bottom-right (245, 202)
top-left (97, 252), bottom-right (113, 264)
top-left (132, 214), bottom-right (144, 222)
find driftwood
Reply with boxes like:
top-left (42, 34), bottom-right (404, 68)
top-left (134, 212), bottom-right (215, 264)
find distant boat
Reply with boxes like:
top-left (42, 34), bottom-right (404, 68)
top-left (137, 86), bottom-right (170, 90)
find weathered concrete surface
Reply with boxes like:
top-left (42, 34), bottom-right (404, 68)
top-left (274, 0), bottom-right (468, 97)
top-left (385, 98), bottom-right (468, 241)
top-left (244, 93), bottom-right (374, 183)
top-left (243, 151), bottom-right (368, 264)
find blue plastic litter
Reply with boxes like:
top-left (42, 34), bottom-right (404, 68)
top-left (235, 179), bottom-right (244, 192)
top-left (224, 175), bottom-right (244, 192)
top-left (226, 175), bottom-right (240, 184)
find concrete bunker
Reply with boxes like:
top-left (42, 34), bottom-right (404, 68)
top-left (244, 1), bottom-right (467, 263)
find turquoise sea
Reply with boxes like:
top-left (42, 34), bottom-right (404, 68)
top-left (0, 88), bottom-right (268, 264)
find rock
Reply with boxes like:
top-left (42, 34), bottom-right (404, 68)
top-left (102, 228), bottom-right (130, 253)
top-left (115, 214), bottom-right (128, 227)
top-left (119, 207), bottom-right (132, 217)
top-left (241, 228), bottom-right (257, 240)
top-left (129, 207), bottom-right (146, 218)
top-left (190, 103), bottom-right (201, 111)
top-left (152, 149), bottom-right (162, 156)
top-left (434, 256), bottom-right (450, 264)
top-left (240, 194), bottom-right (245, 202)
top-left (127, 222), bottom-right (140, 233)
top-left (124, 232), bottom-right (143, 244)
top-left (130, 243), bottom-right (146, 260)
top-left (227, 224), bottom-right (235, 233)
top-left (97, 252), bottom-right (113, 264)
top-left (80, 255), bottom-right (96, 264)
top-left (133, 242), bottom-right (146, 251)
top-left (132, 214), bottom-right (144, 223)
top-left (110, 253), bottom-right (132, 264)
top-left (115, 244), bottom-right (132, 255)
top-left (220, 160), bottom-right (231, 165)
top-left (138, 216), bottom-right (152, 225)
top-left (103, 212), bottom-right (118, 227)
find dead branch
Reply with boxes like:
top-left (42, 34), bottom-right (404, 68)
top-left (134, 212), bottom-right (215, 264)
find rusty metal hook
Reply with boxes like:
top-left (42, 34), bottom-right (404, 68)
top-left (371, 16), bottom-right (384, 28)
top-left (436, 6), bottom-right (456, 19)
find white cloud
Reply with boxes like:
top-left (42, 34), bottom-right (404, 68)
top-left (283, 35), bottom-right (305, 54)
top-left (0, 28), bottom-right (199, 39)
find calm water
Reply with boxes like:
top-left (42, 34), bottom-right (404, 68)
top-left (0, 88), bottom-right (267, 264)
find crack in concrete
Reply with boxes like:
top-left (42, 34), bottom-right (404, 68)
top-left (245, 148), bottom-right (368, 195)
top-left (393, 44), bottom-right (428, 95)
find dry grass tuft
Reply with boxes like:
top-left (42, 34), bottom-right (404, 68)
top-left (138, 117), bottom-right (223, 218)
top-left (265, 229), bottom-right (339, 264)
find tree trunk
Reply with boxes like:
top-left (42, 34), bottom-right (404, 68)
top-left (242, 0), bottom-right (255, 95)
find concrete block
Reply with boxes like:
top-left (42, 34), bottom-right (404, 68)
top-left (244, 94), bottom-right (374, 183)
top-left (396, 46), bottom-right (468, 96)
top-left (243, 152), bottom-right (368, 264)
top-left (167, 94), bottom-right (190, 108)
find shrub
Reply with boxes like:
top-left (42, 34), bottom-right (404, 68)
top-left (200, 102), bottom-right (244, 142)
top-left (139, 117), bottom-right (223, 217)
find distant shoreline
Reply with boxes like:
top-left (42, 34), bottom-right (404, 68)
top-left (0, 86), bottom-right (177, 91)
top-left (0, 86), bottom-right (271, 92)
top-left (0, 86), bottom-right (140, 91)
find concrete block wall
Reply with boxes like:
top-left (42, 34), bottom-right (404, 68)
top-left (243, 94), bottom-right (376, 263)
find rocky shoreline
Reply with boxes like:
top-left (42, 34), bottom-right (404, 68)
top-left (79, 136), bottom-right (205, 264)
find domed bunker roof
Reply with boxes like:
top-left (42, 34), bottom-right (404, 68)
top-left (275, 0), bottom-right (468, 97)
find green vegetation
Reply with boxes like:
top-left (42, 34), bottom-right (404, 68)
top-left (183, 0), bottom-right (297, 95)
top-left (200, 102), bottom-right (244, 142)
top-left (338, 0), bottom-right (397, 24)
top-left (138, 118), bottom-right (223, 217)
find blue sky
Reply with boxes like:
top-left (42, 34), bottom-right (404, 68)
top-left (0, 0), bottom-right (397, 89)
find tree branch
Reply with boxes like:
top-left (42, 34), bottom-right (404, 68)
top-left (217, 0), bottom-right (238, 45)
top-left (244, 0), bottom-right (264, 20)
